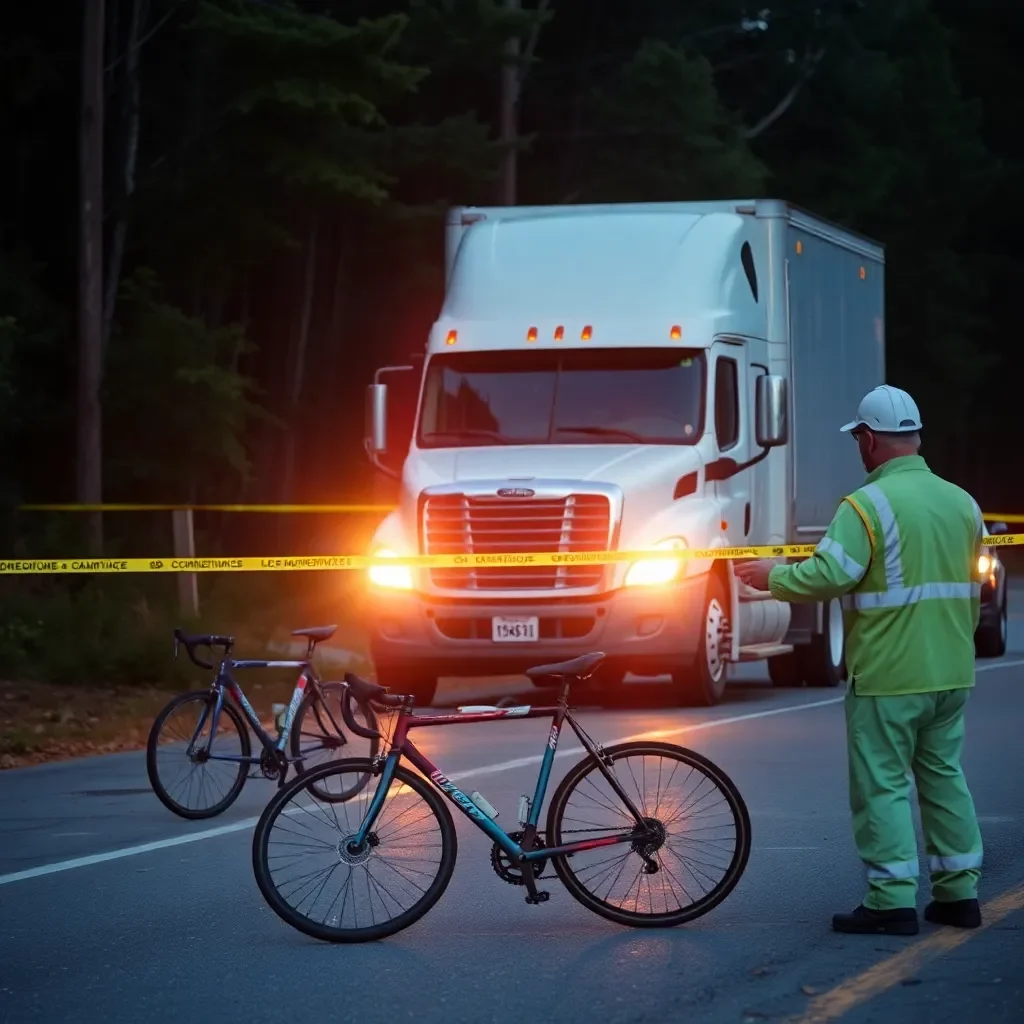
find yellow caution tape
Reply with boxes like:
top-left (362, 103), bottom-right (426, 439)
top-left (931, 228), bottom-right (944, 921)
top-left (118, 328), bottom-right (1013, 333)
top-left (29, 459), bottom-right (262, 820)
top-left (2, 534), bottom-right (1022, 574)
top-left (17, 503), bottom-right (392, 513)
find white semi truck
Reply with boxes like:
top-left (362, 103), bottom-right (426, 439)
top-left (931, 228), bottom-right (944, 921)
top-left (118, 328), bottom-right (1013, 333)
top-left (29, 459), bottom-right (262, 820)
top-left (361, 199), bottom-right (885, 706)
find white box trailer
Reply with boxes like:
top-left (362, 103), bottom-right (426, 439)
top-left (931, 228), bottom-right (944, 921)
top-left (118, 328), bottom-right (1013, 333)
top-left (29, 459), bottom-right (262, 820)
top-left (362, 199), bottom-right (885, 706)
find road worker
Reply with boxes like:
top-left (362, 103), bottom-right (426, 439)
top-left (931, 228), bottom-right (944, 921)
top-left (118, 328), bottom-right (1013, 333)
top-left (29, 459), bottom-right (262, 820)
top-left (735, 385), bottom-right (985, 936)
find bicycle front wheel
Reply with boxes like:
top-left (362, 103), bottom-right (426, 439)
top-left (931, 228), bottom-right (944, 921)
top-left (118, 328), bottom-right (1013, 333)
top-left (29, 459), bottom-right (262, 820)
top-left (146, 690), bottom-right (251, 819)
top-left (252, 757), bottom-right (457, 943)
top-left (546, 740), bottom-right (751, 928)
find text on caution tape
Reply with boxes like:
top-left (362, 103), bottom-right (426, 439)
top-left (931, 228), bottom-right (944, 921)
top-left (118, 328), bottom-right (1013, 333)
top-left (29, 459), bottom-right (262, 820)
top-left (1, 534), bottom-right (1022, 574)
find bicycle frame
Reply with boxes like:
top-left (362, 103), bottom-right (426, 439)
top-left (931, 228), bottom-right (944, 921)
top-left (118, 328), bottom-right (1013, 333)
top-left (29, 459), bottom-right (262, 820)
top-left (191, 657), bottom-right (321, 766)
top-left (351, 698), bottom-right (651, 863)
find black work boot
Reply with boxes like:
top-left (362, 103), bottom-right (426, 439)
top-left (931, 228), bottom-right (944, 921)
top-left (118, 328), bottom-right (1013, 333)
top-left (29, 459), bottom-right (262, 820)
top-left (924, 898), bottom-right (981, 929)
top-left (832, 904), bottom-right (920, 935)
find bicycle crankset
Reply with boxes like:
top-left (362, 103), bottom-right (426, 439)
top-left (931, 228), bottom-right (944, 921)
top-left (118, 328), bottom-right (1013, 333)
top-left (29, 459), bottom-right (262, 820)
top-left (491, 831), bottom-right (550, 885)
top-left (252, 748), bottom-right (285, 781)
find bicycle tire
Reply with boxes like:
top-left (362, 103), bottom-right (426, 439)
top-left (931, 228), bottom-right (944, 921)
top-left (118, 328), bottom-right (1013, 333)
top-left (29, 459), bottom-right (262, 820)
top-left (288, 681), bottom-right (379, 801)
top-left (252, 757), bottom-right (458, 943)
top-left (146, 690), bottom-right (251, 819)
top-left (545, 740), bottom-right (751, 928)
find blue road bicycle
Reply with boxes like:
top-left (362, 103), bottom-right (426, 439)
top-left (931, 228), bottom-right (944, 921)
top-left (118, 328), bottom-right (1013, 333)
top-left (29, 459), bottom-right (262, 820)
top-left (252, 651), bottom-right (752, 943)
top-left (145, 625), bottom-right (378, 819)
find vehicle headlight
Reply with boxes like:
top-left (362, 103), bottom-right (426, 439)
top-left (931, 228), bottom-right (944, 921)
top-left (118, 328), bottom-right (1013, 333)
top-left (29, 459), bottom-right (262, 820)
top-left (368, 548), bottom-right (413, 590)
top-left (978, 553), bottom-right (995, 576)
top-left (624, 537), bottom-right (687, 587)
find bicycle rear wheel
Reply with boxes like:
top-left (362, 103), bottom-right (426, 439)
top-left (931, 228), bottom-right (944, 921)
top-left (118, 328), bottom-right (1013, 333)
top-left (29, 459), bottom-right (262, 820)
top-left (146, 690), bottom-right (251, 819)
top-left (252, 758), bottom-right (457, 943)
top-left (289, 681), bottom-right (378, 801)
top-left (546, 740), bottom-right (751, 927)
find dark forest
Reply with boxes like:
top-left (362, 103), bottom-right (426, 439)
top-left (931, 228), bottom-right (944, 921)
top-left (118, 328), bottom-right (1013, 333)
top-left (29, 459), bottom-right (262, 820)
top-left (2, 0), bottom-right (1022, 683)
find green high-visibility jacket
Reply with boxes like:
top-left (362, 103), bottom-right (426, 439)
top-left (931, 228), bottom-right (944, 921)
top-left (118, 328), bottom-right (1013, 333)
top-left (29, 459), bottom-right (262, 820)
top-left (768, 455), bottom-right (984, 696)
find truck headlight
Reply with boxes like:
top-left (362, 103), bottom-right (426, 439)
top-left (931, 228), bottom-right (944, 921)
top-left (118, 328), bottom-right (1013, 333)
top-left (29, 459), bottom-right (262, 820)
top-left (624, 537), bottom-right (687, 587)
top-left (978, 553), bottom-right (994, 576)
top-left (368, 548), bottom-right (413, 590)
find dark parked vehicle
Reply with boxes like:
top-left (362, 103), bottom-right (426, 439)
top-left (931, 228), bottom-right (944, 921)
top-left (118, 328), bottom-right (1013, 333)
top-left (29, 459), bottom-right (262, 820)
top-left (976, 521), bottom-right (1009, 658)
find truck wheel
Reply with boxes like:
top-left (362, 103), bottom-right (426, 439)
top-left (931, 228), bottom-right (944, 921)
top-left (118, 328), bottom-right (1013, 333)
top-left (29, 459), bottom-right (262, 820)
top-left (373, 666), bottom-right (438, 708)
top-left (672, 572), bottom-right (729, 707)
top-left (975, 592), bottom-right (1008, 659)
top-left (768, 652), bottom-right (804, 688)
top-left (802, 598), bottom-right (846, 687)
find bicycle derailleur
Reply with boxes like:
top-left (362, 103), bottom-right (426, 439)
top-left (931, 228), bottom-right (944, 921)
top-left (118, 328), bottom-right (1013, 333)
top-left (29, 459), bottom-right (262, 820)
top-left (490, 831), bottom-right (552, 887)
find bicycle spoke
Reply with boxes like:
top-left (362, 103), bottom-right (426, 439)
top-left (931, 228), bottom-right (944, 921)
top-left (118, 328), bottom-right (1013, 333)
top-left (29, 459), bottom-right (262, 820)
top-left (551, 745), bottom-right (747, 920)
top-left (261, 763), bottom-right (447, 934)
top-left (149, 696), bottom-right (248, 815)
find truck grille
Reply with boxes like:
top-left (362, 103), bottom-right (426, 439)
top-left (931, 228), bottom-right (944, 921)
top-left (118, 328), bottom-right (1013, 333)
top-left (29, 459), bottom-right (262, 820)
top-left (423, 493), bottom-right (612, 590)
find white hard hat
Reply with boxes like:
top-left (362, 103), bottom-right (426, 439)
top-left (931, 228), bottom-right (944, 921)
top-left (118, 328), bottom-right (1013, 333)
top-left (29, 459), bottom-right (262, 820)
top-left (840, 385), bottom-right (922, 434)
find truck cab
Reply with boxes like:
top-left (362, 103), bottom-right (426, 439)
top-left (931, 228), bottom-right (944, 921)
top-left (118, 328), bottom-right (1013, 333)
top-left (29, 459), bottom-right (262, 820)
top-left (361, 200), bottom-right (885, 706)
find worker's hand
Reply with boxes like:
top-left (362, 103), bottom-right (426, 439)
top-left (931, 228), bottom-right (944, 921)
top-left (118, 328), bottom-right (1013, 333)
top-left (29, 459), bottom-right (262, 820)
top-left (734, 559), bottom-right (775, 592)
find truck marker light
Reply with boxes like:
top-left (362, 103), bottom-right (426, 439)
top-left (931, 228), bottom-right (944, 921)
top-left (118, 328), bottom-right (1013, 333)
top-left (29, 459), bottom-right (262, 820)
top-left (670, 325), bottom-right (682, 340)
top-left (581, 325), bottom-right (592, 341)
top-left (445, 330), bottom-right (457, 345)
top-left (527, 326), bottom-right (538, 342)
top-left (796, 240), bottom-right (803, 254)
top-left (859, 266), bottom-right (866, 280)
top-left (554, 325), bottom-right (564, 341)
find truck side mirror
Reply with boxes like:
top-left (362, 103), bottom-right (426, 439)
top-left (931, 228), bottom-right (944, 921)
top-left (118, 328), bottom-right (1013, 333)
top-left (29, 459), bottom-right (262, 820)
top-left (755, 374), bottom-right (788, 448)
top-left (364, 361), bottom-right (422, 478)
top-left (365, 384), bottom-right (388, 455)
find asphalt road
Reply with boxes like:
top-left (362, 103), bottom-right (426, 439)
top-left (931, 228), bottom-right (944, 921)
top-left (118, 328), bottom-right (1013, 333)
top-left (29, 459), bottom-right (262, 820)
top-left (2, 597), bottom-right (1023, 1024)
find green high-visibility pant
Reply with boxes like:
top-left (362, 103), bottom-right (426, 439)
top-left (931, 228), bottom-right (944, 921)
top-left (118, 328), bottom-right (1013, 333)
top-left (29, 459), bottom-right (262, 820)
top-left (844, 683), bottom-right (984, 911)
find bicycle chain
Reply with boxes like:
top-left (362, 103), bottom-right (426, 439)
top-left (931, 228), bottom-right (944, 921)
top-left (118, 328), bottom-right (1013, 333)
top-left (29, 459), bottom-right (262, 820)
top-left (489, 827), bottom-right (624, 885)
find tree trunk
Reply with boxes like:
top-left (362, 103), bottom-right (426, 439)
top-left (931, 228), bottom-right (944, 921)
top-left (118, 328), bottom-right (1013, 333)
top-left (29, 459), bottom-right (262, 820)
top-left (498, 0), bottom-right (521, 205)
top-left (280, 212), bottom-right (319, 513)
top-left (79, 0), bottom-right (106, 555)
top-left (103, 0), bottom-right (145, 363)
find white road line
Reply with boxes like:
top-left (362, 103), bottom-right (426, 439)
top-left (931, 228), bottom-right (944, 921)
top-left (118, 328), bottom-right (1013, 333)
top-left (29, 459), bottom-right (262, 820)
top-left (2, 657), bottom-right (1022, 888)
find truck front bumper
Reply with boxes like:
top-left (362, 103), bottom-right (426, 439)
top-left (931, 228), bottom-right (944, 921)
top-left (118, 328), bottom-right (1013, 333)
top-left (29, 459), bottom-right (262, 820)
top-left (368, 576), bottom-right (709, 678)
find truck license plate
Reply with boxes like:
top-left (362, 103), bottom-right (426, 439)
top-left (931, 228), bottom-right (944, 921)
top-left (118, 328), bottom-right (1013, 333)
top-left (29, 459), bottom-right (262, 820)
top-left (491, 616), bottom-right (539, 642)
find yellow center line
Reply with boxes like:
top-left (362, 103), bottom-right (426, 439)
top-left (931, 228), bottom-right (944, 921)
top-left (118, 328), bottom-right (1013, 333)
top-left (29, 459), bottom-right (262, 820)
top-left (793, 881), bottom-right (1024, 1024)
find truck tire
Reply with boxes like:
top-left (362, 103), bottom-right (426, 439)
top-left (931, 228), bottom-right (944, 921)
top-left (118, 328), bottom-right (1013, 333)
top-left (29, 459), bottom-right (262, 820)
top-left (802, 598), bottom-right (846, 687)
top-left (975, 592), bottom-right (1008, 659)
top-left (373, 665), bottom-right (439, 708)
top-left (672, 572), bottom-right (729, 707)
top-left (768, 651), bottom-right (804, 688)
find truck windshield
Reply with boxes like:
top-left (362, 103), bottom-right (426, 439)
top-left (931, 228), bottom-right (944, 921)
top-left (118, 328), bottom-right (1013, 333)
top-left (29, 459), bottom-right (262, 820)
top-left (417, 347), bottom-right (705, 448)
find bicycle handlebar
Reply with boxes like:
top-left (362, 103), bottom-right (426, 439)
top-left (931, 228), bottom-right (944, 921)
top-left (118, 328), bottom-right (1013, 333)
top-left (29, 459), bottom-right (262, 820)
top-left (340, 671), bottom-right (406, 740)
top-left (173, 628), bottom-right (234, 671)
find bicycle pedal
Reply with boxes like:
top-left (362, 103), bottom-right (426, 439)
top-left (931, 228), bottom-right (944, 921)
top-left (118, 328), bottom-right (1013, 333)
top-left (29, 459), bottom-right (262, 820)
top-left (524, 891), bottom-right (550, 905)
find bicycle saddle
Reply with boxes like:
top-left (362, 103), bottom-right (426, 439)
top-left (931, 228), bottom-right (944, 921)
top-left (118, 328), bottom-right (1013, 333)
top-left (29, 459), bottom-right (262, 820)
top-left (525, 651), bottom-right (606, 682)
top-left (291, 625), bottom-right (337, 642)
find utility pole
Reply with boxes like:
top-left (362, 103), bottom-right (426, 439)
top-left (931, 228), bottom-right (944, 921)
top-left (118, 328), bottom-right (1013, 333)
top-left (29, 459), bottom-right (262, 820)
top-left (79, 0), bottom-right (106, 555)
top-left (498, 0), bottom-right (520, 205)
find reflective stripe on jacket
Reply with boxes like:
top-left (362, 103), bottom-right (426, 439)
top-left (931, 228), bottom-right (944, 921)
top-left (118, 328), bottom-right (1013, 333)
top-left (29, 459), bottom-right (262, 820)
top-left (769, 455), bottom-right (983, 696)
